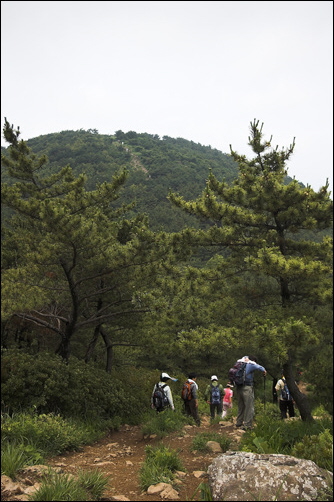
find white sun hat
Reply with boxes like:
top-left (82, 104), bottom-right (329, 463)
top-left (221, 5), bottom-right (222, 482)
top-left (211, 375), bottom-right (218, 381)
top-left (161, 372), bottom-right (178, 382)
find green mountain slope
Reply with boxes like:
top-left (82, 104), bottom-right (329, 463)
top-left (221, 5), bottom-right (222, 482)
top-left (25, 129), bottom-right (239, 231)
top-left (3, 128), bottom-right (298, 232)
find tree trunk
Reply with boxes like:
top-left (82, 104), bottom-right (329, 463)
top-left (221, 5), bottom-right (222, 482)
top-left (283, 359), bottom-right (313, 422)
top-left (100, 327), bottom-right (113, 374)
top-left (55, 330), bottom-right (71, 362)
top-left (84, 324), bottom-right (101, 363)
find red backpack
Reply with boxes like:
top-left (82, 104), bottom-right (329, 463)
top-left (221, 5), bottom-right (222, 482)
top-left (181, 381), bottom-right (193, 400)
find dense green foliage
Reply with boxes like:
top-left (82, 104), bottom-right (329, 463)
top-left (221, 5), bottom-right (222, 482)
top-left (2, 127), bottom-right (241, 233)
top-left (1, 118), bottom-right (332, 424)
top-left (1, 349), bottom-right (154, 422)
top-left (168, 119), bottom-right (333, 420)
top-left (1, 412), bottom-right (104, 463)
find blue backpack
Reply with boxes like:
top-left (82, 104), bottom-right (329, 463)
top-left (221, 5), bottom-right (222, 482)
top-left (280, 381), bottom-right (291, 401)
top-left (211, 384), bottom-right (221, 405)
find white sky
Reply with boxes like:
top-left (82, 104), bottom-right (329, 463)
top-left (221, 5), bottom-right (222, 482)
top-left (1, 1), bottom-right (333, 195)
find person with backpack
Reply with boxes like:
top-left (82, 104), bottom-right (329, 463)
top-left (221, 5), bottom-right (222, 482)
top-left (275, 372), bottom-right (295, 419)
top-left (181, 372), bottom-right (200, 426)
top-left (222, 382), bottom-right (234, 419)
top-left (204, 375), bottom-right (224, 420)
top-left (151, 372), bottom-right (177, 413)
top-left (231, 355), bottom-right (266, 430)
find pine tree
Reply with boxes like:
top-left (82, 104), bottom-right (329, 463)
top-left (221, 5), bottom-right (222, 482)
top-left (169, 119), bottom-right (333, 420)
top-left (1, 119), bottom-right (177, 369)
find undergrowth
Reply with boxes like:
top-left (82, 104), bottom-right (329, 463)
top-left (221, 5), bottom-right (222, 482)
top-left (191, 431), bottom-right (231, 453)
top-left (1, 411), bottom-right (110, 479)
top-left (139, 444), bottom-right (184, 490)
top-left (239, 403), bottom-right (333, 472)
top-left (28, 468), bottom-right (110, 501)
top-left (140, 407), bottom-right (190, 438)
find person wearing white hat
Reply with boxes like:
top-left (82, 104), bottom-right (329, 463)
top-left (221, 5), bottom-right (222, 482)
top-left (151, 372), bottom-right (178, 412)
top-left (204, 375), bottom-right (224, 420)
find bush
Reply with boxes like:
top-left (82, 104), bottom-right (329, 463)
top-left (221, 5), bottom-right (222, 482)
top-left (291, 429), bottom-right (333, 471)
top-left (1, 411), bottom-right (112, 480)
top-left (1, 349), bottom-right (155, 424)
top-left (239, 408), bottom-right (333, 467)
top-left (1, 412), bottom-right (105, 457)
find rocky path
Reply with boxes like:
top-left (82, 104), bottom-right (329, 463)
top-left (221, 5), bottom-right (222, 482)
top-left (2, 416), bottom-right (245, 501)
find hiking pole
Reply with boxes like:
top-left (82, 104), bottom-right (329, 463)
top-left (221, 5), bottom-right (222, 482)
top-left (263, 375), bottom-right (266, 410)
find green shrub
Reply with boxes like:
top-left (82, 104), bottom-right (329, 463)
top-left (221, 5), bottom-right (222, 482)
top-left (312, 405), bottom-right (332, 419)
top-left (1, 411), bottom-right (112, 480)
top-left (1, 350), bottom-right (155, 423)
top-left (239, 411), bottom-right (333, 462)
top-left (1, 412), bottom-right (104, 456)
top-left (139, 444), bottom-right (184, 490)
top-left (291, 429), bottom-right (333, 471)
top-left (1, 350), bottom-right (69, 414)
top-left (191, 432), bottom-right (231, 453)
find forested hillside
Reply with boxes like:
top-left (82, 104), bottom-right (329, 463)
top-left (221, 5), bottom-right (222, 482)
top-left (3, 128), bottom-right (296, 232)
top-left (1, 120), bottom-right (333, 423)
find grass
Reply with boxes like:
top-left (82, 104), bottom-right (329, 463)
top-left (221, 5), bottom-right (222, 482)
top-left (239, 402), bottom-right (333, 472)
top-left (1, 441), bottom-right (29, 479)
top-left (28, 468), bottom-right (110, 501)
top-left (139, 444), bottom-right (184, 491)
top-left (140, 407), bottom-right (190, 438)
top-left (191, 431), bottom-right (231, 453)
top-left (29, 470), bottom-right (88, 501)
top-left (1, 411), bottom-right (110, 481)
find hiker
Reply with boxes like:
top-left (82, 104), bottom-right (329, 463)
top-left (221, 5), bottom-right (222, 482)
top-left (204, 375), bottom-right (224, 420)
top-left (275, 372), bottom-right (295, 419)
top-left (151, 372), bottom-right (177, 412)
top-left (235, 355), bottom-right (266, 430)
top-left (182, 372), bottom-right (201, 426)
top-left (222, 382), bottom-right (234, 419)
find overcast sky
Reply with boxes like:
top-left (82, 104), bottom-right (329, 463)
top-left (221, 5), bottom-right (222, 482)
top-left (1, 1), bottom-right (333, 195)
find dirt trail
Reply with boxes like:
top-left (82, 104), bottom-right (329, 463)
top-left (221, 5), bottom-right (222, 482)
top-left (45, 415), bottom-right (244, 501)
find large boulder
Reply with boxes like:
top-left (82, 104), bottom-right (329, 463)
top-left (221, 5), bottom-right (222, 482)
top-left (207, 451), bottom-right (332, 501)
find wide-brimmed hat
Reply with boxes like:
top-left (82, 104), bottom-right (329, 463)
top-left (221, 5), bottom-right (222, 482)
top-left (211, 375), bottom-right (218, 381)
top-left (161, 372), bottom-right (178, 382)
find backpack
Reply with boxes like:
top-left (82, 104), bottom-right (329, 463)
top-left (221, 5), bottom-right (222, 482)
top-left (280, 381), bottom-right (291, 401)
top-left (228, 361), bottom-right (247, 386)
top-left (152, 383), bottom-right (169, 411)
top-left (181, 381), bottom-right (193, 401)
top-left (210, 384), bottom-right (221, 405)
